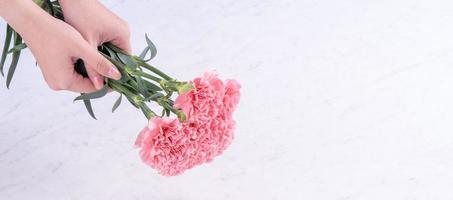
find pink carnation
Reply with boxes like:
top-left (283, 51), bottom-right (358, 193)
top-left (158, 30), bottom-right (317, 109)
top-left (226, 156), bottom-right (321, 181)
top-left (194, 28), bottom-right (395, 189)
top-left (135, 71), bottom-right (241, 176)
top-left (134, 117), bottom-right (190, 176)
top-left (223, 79), bottom-right (241, 115)
top-left (174, 71), bottom-right (226, 120)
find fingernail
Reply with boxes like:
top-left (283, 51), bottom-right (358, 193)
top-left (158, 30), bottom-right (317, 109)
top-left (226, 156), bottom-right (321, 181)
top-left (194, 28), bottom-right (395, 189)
top-left (109, 67), bottom-right (121, 80)
top-left (93, 76), bottom-right (103, 89)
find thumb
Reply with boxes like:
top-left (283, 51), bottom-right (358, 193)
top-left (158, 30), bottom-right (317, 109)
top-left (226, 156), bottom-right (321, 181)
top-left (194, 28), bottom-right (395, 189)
top-left (78, 44), bottom-right (121, 80)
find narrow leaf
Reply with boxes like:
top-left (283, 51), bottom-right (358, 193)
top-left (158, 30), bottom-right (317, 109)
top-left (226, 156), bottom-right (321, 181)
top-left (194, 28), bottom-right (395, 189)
top-left (143, 79), bottom-right (163, 92)
top-left (139, 46), bottom-right (150, 60)
top-left (7, 43), bottom-right (27, 54)
top-left (144, 92), bottom-right (164, 101)
top-left (126, 96), bottom-right (139, 108)
top-left (145, 34), bottom-right (157, 60)
top-left (74, 83), bottom-right (109, 101)
top-left (117, 53), bottom-right (138, 69)
top-left (105, 43), bottom-right (128, 55)
top-left (112, 94), bottom-right (122, 113)
top-left (123, 81), bottom-right (140, 94)
top-left (160, 109), bottom-right (166, 117)
top-left (0, 25), bottom-right (13, 76)
top-left (83, 99), bottom-right (97, 119)
top-left (50, 1), bottom-right (64, 20)
top-left (135, 76), bottom-right (149, 97)
top-left (104, 46), bottom-right (119, 60)
top-left (6, 32), bottom-right (22, 89)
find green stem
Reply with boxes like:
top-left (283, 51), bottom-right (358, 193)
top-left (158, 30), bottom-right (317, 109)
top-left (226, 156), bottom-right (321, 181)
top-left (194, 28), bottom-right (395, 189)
top-left (136, 60), bottom-right (173, 81)
top-left (134, 70), bottom-right (161, 82)
top-left (103, 42), bottom-right (172, 80)
top-left (103, 43), bottom-right (172, 80)
top-left (109, 81), bottom-right (136, 97)
top-left (139, 103), bottom-right (155, 119)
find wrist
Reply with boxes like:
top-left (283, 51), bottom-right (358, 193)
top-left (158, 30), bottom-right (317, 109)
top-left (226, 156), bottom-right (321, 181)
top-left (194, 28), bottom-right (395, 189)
top-left (1, 0), bottom-right (44, 24)
top-left (0, 0), bottom-right (55, 43)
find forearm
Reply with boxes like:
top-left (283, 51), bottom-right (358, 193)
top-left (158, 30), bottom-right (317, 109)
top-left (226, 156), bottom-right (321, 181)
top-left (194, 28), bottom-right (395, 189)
top-left (0, 0), bottom-right (52, 40)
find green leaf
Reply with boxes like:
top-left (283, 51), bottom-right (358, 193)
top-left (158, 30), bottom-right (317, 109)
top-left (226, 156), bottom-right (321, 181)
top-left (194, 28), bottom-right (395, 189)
top-left (7, 43), bottom-right (27, 54)
top-left (6, 32), bottom-right (22, 89)
top-left (0, 25), bottom-right (12, 76)
top-left (104, 46), bottom-right (119, 60)
top-left (139, 46), bottom-right (150, 60)
top-left (112, 94), bottom-right (122, 113)
top-left (105, 43), bottom-right (128, 55)
top-left (117, 53), bottom-right (138, 69)
top-left (74, 83), bottom-right (109, 101)
top-left (83, 99), bottom-right (97, 120)
top-left (125, 96), bottom-right (139, 108)
top-left (145, 34), bottom-right (157, 60)
top-left (50, 0), bottom-right (64, 20)
top-left (135, 75), bottom-right (149, 97)
top-left (123, 81), bottom-right (140, 94)
top-left (143, 79), bottom-right (163, 92)
top-left (144, 92), bottom-right (164, 101)
top-left (51, 0), bottom-right (61, 6)
top-left (160, 108), bottom-right (166, 117)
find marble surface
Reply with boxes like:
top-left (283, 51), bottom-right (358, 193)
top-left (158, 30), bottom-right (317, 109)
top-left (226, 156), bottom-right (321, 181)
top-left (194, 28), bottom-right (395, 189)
top-left (2, 0), bottom-right (453, 199)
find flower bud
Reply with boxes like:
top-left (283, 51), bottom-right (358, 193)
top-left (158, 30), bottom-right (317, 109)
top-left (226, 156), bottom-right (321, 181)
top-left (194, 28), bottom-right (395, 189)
top-left (177, 110), bottom-right (186, 122)
top-left (133, 95), bottom-right (144, 105)
top-left (176, 82), bottom-right (194, 94)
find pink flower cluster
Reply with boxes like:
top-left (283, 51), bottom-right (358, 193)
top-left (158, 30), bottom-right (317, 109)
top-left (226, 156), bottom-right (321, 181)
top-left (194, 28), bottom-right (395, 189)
top-left (134, 72), bottom-right (241, 176)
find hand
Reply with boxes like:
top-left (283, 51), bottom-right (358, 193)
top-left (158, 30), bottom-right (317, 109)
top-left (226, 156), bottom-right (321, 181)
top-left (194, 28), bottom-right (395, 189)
top-left (59, 0), bottom-right (131, 89)
top-left (0, 0), bottom-right (121, 93)
top-left (28, 18), bottom-right (122, 93)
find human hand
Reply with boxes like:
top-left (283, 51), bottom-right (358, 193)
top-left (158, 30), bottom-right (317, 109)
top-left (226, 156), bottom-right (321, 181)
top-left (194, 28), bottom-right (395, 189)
top-left (59, 0), bottom-right (131, 89)
top-left (29, 18), bottom-right (122, 92)
top-left (0, 0), bottom-right (121, 93)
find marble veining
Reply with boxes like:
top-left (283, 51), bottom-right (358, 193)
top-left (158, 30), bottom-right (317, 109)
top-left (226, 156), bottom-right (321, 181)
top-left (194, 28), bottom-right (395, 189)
top-left (2, 0), bottom-right (453, 199)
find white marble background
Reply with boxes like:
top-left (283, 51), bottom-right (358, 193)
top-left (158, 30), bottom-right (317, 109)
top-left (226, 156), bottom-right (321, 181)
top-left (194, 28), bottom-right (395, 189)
top-left (2, 0), bottom-right (453, 199)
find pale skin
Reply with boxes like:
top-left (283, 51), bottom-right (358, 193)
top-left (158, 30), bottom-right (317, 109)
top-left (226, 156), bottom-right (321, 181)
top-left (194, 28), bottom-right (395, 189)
top-left (0, 0), bottom-right (130, 93)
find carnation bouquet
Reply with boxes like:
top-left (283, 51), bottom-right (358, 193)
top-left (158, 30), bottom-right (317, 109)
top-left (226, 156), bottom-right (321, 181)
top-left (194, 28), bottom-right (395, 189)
top-left (0, 0), bottom-right (240, 176)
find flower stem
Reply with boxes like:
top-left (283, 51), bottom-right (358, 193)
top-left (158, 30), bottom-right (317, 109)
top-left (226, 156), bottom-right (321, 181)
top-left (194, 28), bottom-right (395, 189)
top-left (136, 60), bottom-right (173, 81)
top-left (133, 70), bottom-right (161, 82)
top-left (109, 81), bottom-right (136, 98)
top-left (139, 103), bottom-right (155, 119)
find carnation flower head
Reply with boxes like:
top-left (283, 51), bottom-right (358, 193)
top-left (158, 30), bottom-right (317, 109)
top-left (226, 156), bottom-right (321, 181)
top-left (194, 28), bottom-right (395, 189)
top-left (174, 71), bottom-right (226, 120)
top-left (134, 117), bottom-right (191, 176)
top-left (135, 71), bottom-right (241, 176)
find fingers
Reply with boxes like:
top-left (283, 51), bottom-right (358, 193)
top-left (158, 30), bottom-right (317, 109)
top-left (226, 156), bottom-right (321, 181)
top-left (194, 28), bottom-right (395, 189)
top-left (111, 21), bottom-right (131, 53)
top-left (67, 72), bottom-right (98, 93)
top-left (85, 41), bottom-right (105, 90)
top-left (111, 36), bottom-right (132, 53)
top-left (45, 71), bottom-right (97, 93)
top-left (78, 42), bottom-right (121, 80)
top-left (86, 66), bottom-right (104, 90)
